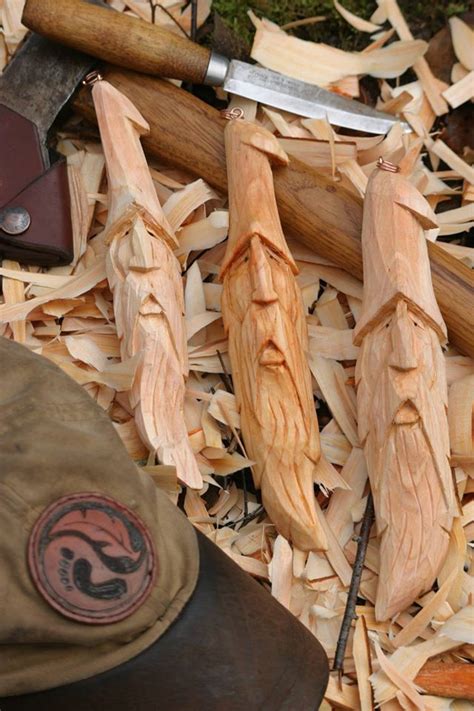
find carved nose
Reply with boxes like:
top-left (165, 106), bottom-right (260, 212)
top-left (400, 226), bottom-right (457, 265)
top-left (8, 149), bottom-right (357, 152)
top-left (388, 310), bottom-right (418, 371)
top-left (249, 236), bottom-right (278, 304)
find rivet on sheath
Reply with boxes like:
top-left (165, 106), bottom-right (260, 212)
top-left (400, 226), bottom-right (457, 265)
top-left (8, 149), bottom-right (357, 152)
top-left (0, 206), bottom-right (31, 235)
top-left (377, 156), bottom-right (400, 173)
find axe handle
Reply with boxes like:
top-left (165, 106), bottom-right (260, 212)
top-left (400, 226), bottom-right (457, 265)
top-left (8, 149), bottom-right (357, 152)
top-left (23, 0), bottom-right (212, 84)
top-left (73, 69), bottom-right (474, 358)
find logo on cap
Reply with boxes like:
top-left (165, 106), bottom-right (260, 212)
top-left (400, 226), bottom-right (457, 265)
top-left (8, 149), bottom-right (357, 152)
top-left (28, 493), bottom-right (156, 624)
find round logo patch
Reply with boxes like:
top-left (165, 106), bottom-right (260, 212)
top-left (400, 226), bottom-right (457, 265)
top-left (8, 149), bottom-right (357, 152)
top-left (28, 493), bottom-right (156, 624)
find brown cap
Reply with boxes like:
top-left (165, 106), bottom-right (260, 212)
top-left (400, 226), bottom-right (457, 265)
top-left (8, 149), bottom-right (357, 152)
top-left (0, 337), bottom-right (198, 696)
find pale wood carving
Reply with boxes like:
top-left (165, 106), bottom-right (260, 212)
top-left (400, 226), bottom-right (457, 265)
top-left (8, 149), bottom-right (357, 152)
top-left (354, 160), bottom-right (456, 620)
top-left (91, 78), bottom-right (202, 489)
top-left (221, 118), bottom-right (326, 551)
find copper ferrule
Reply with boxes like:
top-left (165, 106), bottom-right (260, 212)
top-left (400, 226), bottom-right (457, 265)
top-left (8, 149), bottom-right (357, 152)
top-left (377, 157), bottom-right (400, 173)
top-left (82, 70), bottom-right (103, 86)
top-left (220, 107), bottom-right (245, 121)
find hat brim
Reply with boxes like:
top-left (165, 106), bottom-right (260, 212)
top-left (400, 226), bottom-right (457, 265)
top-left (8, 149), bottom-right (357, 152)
top-left (2, 532), bottom-right (329, 711)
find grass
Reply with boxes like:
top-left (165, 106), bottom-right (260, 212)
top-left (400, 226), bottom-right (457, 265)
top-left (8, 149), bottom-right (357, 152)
top-left (212, 0), bottom-right (471, 50)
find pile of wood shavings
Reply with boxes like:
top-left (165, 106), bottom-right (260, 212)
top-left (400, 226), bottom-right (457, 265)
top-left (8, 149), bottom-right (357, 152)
top-left (1, 1), bottom-right (473, 707)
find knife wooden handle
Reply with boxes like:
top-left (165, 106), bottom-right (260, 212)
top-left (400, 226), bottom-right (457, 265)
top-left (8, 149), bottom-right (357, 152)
top-left (73, 68), bottom-right (474, 358)
top-left (22, 0), bottom-right (212, 84)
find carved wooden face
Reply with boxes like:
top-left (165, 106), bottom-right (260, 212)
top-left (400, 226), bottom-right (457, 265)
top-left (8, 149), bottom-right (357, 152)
top-left (223, 234), bottom-right (306, 372)
top-left (221, 232), bottom-right (316, 460)
top-left (356, 296), bottom-right (450, 505)
top-left (221, 232), bottom-right (320, 516)
top-left (357, 299), bottom-right (442, 431)
top-left (355, 298), bottom-right (452, 620)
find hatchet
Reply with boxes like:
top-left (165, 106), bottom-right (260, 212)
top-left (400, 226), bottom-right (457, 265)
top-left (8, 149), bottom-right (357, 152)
top-left (0, 0), bottom-right (106, 265)
top-left (0, 32), bottom-right (94, 265)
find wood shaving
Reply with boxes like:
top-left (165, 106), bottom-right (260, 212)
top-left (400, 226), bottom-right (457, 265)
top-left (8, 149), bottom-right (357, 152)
top-left (1, 0), bottom-right (472, 706)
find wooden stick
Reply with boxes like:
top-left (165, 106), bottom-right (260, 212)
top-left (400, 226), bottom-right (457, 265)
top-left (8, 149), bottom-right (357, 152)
top-left (354, 160), bottom-right (456, 621)
top-left (91, 77), bottom-right (202, 489)
top-left (73, 69), bottom-right (474, 358)
top-left (221, 118), bottom-right (326, 551)
top-left (414, 661), bottom-right (474, 701)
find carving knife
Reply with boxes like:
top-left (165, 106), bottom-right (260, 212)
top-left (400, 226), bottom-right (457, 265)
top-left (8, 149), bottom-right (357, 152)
top-left (22, 0), bottom-right (409, 136)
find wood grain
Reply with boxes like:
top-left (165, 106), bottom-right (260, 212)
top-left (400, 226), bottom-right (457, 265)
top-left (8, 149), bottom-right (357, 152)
top-left (91, 78), bottom-right (202, 489)
top-left (354, 165), bottom-right (456, 621)
top-left (23, 0), bottom-right (211, 84)
top-left (415, 661), bottom-right (474, 700)
top-left (73, 68), bottom-right (474, 358)
top-left (221, 119), bottom-right (326, 551)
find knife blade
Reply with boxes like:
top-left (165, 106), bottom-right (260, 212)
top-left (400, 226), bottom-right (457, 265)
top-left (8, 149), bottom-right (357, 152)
top-left (0, 32), bottom-right (97, 264)
top-left (222, 61), bottom-right (406, 135)
top-left (22, 0), bottom-right (409, 136)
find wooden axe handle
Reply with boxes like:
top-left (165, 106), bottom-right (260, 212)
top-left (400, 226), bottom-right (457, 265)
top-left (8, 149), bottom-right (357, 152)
top-left (23, 0), bottom-right (212, 84)
top-left (73, 69), bottom-right (474, 358)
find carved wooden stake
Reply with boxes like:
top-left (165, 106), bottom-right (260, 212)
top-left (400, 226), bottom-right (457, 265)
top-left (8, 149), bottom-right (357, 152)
top-left (221, 118), bottom-right (326, 551)
top-left (354, 158), bottom-right (456, 620)
top-left (91, 78), bottom-right (202, 489)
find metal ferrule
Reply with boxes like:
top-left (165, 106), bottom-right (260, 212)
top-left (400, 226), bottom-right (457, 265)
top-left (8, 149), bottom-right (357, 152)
top-left (204, 52), bottom-right (230, 86)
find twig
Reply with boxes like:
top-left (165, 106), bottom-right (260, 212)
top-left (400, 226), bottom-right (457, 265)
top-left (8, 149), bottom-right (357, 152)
top-left (148, 1), bottom-right (189, 38)
top-left (241, 467), bottom-right (248, 517)
top-left (333, 492), bottom-right (375, 674)
top-left (216, 349), bottom-right (233, 394)
top-left (281, 16), bottom-right (326, 31)
top-left (190, 0), bottom-right (198, 42)
top-left (227, 504), bottom-right (264, 530)
top-left (148, 0), bottom-right (157, 24)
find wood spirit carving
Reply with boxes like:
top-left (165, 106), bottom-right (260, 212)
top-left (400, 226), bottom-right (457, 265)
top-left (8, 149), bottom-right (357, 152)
top-left (354, 159), bottom-right (456, 620)
top-left (221, 118), bottom-right (326, 551)
top-left (91, 78), bottom-right (202, 489)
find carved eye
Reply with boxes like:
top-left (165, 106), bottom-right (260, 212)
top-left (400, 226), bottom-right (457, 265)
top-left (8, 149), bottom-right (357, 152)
top-left (243, 255), bottom-right (249, 263)
top-left (413, 321), bottom-right (418, 327)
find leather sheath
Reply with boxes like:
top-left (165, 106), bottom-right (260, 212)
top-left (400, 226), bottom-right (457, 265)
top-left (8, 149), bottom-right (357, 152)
top-left (1, 532), bottom-right (329, 710)
top-left (0, 104), bottom-right (73, 265)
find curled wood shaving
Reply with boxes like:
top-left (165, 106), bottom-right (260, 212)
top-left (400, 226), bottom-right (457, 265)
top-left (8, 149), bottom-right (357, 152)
top-left (0, 257), bottom-right (106, 323)
top-left (1, 0), bottom-right (27, 53)
top-left (334, 0), bottom-right (381, 33)
top-left (1, 2), bottom-right (472, 704)
top-left (380, 0), bottom-right (449, 116)
top-left (449, 17), bottom-right (474, 71)
top-left (251, 17), bottom-right (427, 87)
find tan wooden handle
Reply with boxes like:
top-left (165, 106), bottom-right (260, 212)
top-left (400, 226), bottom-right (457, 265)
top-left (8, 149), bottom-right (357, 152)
top-left (73, 68), bottom-right (474, 359)
top-left (22, 0), bottom-right (213, 84)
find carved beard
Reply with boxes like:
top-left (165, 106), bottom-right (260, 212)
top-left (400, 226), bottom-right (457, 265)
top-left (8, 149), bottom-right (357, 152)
top-left (356, 301), bottom-right (455, 620)
top-left (221, 237), bottom-right (324, 550)
top-left (108, 221), bottom-right (195, 479)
